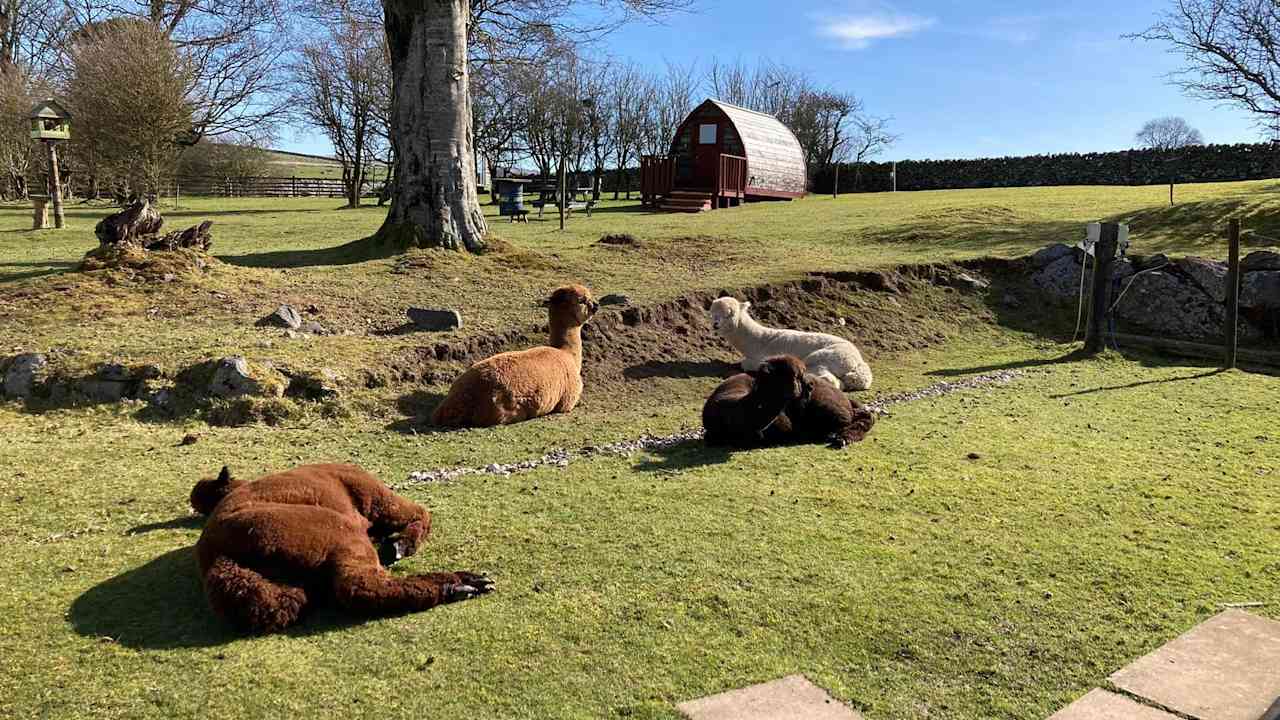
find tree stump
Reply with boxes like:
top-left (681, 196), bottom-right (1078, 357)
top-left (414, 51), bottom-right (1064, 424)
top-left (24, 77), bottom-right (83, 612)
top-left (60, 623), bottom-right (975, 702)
top-left (94, 198), bottom-right (164, 245)
top-left (148, 220), bottom-right (214, 252)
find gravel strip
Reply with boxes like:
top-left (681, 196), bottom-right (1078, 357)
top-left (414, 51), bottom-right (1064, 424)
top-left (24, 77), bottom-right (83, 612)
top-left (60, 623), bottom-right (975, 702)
top-left (401, 369), bottom-right (1025, 487)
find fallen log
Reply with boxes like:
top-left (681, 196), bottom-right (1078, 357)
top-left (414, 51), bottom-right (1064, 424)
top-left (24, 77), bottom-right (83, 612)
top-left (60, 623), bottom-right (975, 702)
top-left (147, 220), bottom-right (213, 252)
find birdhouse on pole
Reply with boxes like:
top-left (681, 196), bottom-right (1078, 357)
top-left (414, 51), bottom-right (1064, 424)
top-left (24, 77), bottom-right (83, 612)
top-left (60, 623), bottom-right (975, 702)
top-left (28, 99), bottom-right (70, 229)
top-left (29, 99), bottom-right (71, 141)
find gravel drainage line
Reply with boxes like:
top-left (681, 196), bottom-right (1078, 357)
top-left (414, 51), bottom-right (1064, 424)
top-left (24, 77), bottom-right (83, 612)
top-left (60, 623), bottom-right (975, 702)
top-left (400, 369), bottom-right (1025, 487)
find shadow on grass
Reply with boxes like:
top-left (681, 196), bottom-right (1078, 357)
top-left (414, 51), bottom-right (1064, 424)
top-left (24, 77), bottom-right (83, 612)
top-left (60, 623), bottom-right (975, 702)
top-left (70, 546), bottom-right (388, 649)
top-left (633, 439), bottom-right (732, 472)
top-left (624, 359), bottom-right (736, 380)
top-left (385, 389), bottom-right (462, 435)
top-left (69, 546), bottom-right (236, 649)
top-left (218, 235), bottom-right (398, 269)
top-left (0, 260), bottom-right (76, 283)
top-left (925, 349), bottom-right (1091, 378)
top-left (127, 515), bottom-right (204, 535)
top-left (1049, 369), bottom-right (1225, 398)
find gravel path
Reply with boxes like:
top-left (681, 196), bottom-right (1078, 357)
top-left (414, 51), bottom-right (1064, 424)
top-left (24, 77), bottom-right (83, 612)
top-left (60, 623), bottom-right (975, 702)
top-left (400, 369), bottom-right (1025, 487)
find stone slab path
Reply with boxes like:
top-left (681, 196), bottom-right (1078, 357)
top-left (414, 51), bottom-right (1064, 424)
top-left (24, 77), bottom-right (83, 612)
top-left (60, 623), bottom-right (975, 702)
top-left (1048, 689), bottom-right (1179, 719)
top-left (1050, 610), bottom-right (1280, 720)
top-left (1108, 610), bottom-right (1280, 720)
top-left (677, 675), bottom-right (864, 720)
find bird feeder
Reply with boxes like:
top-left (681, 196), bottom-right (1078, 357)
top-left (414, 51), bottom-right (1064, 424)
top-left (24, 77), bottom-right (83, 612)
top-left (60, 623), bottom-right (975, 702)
top-left (29, 99), bottom-right (71, 140)
top-left (28, 99), bottom-right (70, 229)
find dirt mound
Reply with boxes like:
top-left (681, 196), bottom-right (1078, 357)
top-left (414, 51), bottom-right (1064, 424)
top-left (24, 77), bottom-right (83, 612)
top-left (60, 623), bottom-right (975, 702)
top-left (78, 245), bottom-right (215, 282)
top-left (597, 233), bottom-right (641, 248)
top-left (385, 259), bottom-right (1020, 396)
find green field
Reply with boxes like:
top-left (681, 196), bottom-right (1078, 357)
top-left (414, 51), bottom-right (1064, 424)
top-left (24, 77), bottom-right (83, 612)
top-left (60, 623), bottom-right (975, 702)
top-left (260, 149), bottom-right (390, 181)
top-left (0, 182), bottom-right (1277, 719)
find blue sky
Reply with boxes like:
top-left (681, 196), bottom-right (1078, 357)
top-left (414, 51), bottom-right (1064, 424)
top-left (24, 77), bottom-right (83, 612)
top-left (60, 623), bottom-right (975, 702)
top-left (280, 0), bottom-right (1264, 161)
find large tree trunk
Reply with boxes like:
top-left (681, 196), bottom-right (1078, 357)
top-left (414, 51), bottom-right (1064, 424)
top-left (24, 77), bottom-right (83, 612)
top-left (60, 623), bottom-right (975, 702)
top-left (373, 0), bottom-right (486, 252)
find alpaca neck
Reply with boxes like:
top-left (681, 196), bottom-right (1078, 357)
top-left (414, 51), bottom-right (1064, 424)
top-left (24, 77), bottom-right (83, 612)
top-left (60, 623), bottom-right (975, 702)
top-left (549, 319), bottom-right (583, 367)
top-left (733, 313), bottom-right (767, 341)
top-left (750, 390), bottom-right (789, 434)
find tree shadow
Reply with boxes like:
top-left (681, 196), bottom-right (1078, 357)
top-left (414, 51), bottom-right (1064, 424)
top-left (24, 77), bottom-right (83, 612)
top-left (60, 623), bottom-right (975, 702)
top-left (624, 359), bottom-right (737, 380)
top-left (217, 235), bottom-right (399, 269)
top-left (0, 260), bottom-right (77, 283)
top-left (1049, 369), bottom-right (1225, 398)
top-left (632, 439), bottom-right (733, 472)
top-left (925, 349), bottom-right (1090, 377)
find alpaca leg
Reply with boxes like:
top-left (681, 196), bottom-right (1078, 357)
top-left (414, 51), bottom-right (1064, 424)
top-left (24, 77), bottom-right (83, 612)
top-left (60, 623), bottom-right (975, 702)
top-left (830, 406), bottom-right (877, 448)
top-left (331, 546), bottom-right (493, 617)
top-left (842, 364), bottom-right (873, 391)
top-left (203, 555), bottom-right (310, 633)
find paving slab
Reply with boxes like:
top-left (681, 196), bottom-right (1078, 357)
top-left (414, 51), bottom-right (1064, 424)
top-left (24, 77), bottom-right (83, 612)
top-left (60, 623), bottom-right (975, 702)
top-left (677, 675), bottom-right (863, 720)
top-left (1108, 609), bottom-right (1280, 720)
top-left (1048, 689), bottom-right (1180, 720)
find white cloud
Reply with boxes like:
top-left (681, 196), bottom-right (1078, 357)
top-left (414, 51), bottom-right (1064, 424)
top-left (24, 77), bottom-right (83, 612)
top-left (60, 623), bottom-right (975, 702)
top-left (816, 12), bottom-right (935, 50)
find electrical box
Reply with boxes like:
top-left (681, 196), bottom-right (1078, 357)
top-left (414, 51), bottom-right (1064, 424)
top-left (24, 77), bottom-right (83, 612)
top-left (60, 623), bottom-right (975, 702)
top-left (1079, 222), bottom-right (1129, 257)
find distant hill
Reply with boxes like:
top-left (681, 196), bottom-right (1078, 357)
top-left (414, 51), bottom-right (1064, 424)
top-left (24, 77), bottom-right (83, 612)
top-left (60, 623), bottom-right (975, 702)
top-left (261, 149), bottom-right (389, 180)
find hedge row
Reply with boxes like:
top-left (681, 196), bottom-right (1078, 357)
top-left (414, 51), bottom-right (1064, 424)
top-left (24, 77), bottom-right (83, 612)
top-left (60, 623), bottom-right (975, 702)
top-left (812, 142), bottom-right (1280, 194)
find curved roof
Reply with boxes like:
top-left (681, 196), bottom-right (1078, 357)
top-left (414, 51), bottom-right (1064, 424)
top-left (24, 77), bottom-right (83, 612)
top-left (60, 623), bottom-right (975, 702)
top-left (704, 99), bottom-right (807, 194)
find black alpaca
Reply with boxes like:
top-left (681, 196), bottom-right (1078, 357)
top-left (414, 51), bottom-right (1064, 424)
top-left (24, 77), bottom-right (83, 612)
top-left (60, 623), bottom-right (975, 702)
top-left (702, 355), bottom-right (809, 448)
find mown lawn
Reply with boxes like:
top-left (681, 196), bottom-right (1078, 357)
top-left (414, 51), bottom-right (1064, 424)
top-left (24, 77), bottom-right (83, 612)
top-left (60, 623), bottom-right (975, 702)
top-left (0, 181), bottom-right (1277, 719)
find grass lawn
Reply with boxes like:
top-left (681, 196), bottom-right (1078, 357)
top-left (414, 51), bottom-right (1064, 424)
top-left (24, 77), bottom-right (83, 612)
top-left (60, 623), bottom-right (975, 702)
top-left (0, 181), bottom-right (1277, 719)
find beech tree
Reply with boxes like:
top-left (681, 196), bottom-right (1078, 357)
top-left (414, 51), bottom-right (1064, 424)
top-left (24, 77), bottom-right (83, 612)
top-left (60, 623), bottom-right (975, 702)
top-left (373, 0), bottom-right (685, 253)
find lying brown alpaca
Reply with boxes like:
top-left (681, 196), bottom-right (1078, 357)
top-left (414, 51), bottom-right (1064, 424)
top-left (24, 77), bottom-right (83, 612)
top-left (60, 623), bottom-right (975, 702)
top-left (190, 463), bottom-right (493, 634)
top-left (766, 375), bottom-right (877, 448)
top-left (702, 355), bottom-right (810, 448)
top-left (432, 284), bottom-right (599, 427)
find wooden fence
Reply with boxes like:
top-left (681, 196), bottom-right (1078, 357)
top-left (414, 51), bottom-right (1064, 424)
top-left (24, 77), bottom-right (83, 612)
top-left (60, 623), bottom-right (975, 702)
top-left (171, 176), bottom-right (381, 198)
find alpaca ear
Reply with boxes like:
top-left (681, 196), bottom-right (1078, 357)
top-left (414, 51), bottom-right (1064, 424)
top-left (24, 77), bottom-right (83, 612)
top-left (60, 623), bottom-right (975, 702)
top-left (217, 466), bottom-right (232, 484)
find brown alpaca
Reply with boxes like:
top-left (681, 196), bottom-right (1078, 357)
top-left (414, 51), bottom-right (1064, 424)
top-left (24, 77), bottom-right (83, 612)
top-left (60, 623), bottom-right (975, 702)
top-left (766, 375), bottom-right (877, 448)
top-left (702, 355), bottom-right (810, 448)
top-left (190, 463), bottom-right (492, 634)
top-left (432, 285), bottom-right (599, 427)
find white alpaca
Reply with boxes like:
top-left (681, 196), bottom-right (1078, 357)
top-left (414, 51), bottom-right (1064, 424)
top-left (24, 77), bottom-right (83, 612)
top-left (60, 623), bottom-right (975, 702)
top-left (709, 297), bottom-right (873, 391)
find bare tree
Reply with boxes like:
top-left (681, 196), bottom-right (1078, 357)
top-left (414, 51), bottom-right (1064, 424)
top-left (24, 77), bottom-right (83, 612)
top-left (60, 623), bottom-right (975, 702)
top-left (1135, 1), bottom-right (1280, 128)
top-left (608, 62), bottom-right (647, 198)
top-left (1135, 115), bottom-right (1204, 205)
top-left (0, 66), bottom-right (40, 197)
top-left (66, 19), bottom-right (194, 197)
top-left (291, 16), bottom-right (387, 208)
top-left (66, 0), bottom-right (291, 143)
top-left (847, 113), bottom-right (898, 189)
top-left (0, 0), bottom-right (67, 74)
top-left (640, 60), bottom-right (697, 157)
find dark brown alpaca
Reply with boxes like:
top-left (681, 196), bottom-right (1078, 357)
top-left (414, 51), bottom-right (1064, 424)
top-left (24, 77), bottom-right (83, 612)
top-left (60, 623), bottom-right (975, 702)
top-left (190, 463), bottom-right (492, 634)
top-left (766, 375), bottom-right (877, 448)
top-left (702, 355), bottom-right (810, 448)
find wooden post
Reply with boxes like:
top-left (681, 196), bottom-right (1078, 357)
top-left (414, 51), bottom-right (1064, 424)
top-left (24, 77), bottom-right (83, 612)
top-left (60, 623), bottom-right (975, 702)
top-left (45, 141), bottom-right (64, 229)
top-left (1084, 222), bottom-right (1120, 355)
top-left (1224, 218), bottom-right (1242, 369)
top-left (31, 196), bottom-right (47, 229)
top-left (832, 164), bottom-right (839, 199)
top-left (558, 156), bottom-right (567, 231)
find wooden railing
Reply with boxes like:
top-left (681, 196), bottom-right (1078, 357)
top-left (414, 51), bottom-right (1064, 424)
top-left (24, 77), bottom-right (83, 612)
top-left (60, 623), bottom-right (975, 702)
top-left (639, 155), bottom-right (673, 205)
top-left (717, 153), bottom-right (747, 198)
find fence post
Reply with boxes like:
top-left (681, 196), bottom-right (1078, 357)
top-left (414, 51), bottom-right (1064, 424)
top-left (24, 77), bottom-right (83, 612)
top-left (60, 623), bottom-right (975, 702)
top-left (832, 164), bottom-right (839, 199)
top-left (291, 176), bottom-right (297, 197)
top-left (1224, 218), bottom-right (1241, 369)
top-left (1084, 222), bottom-right (1120, 355)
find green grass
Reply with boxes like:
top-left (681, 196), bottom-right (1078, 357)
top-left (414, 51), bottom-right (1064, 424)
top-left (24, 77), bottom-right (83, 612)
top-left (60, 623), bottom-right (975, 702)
top-left (0, 181), bottom-right (1278, 718)
top-left (260, 149), bottom-right (390, 181)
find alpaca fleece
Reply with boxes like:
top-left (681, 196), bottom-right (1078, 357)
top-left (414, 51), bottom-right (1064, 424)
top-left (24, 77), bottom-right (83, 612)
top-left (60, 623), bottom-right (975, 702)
top-left (432, 285), bottom-right (598, 427)
top-left (191, 463), bottom-right (492, 634)
top-left (767, 375), bottom-right (877, 448)
top-left (709, 296), bottom-right (873, 391)
top-left (702, 355), bottom-right (809, 448)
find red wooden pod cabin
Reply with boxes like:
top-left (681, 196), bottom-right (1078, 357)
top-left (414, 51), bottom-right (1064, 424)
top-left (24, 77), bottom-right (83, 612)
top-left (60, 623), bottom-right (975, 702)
top-left (641, 98), bottom-right (807, 212)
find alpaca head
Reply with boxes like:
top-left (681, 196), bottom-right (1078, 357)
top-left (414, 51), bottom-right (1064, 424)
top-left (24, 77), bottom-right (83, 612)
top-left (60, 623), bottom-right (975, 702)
top-left (190, 465), bottom-right (239, 515)
top-left (753, 355), bottom-right (810, 403)
top-left (709, 296), bottom-right (752, 334)
top-left (543, 284), bottom-right (599, 326)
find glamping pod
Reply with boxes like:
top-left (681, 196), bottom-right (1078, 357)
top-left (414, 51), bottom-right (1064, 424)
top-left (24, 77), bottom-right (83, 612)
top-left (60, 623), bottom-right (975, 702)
top-left (641, 99), bottom-right (807, 212)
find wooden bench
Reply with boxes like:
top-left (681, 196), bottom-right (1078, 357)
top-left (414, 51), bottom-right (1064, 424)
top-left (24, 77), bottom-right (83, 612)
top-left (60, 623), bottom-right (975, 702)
top-left (508, 209), bottom-right (529, 223)
top-left (533, 200), bottom-right (597, 219)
